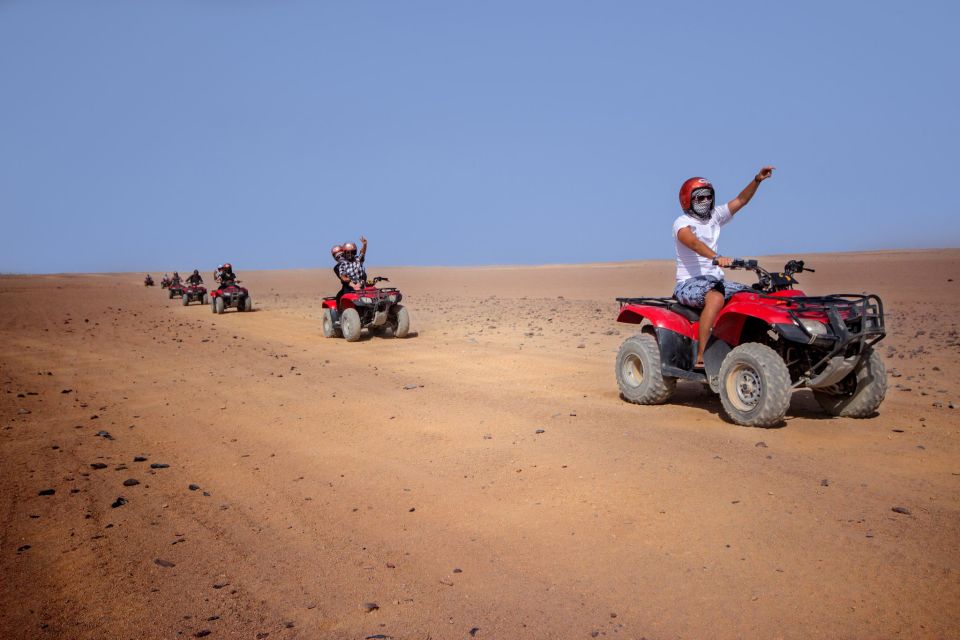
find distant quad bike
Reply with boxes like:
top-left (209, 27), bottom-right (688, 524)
top-left (144, 275), bottom-right (154, 287)
top-left (167, 281), bottom-right (185, 299)
top-left (181, 284), bottom-right (208, 306)
top-left (322, 277), bottom-right (410, 342)
top-left (160, 277), bottom-right (171, 289)
top-left (615, 259), bottom-right (887, 427)
top-left (210, 280), bottom-right (252, 314)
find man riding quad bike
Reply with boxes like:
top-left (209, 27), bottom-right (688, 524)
top-left (614, 167), bottom-right (885, 427)
top-left (144, 274), bottom-right (154, 286)
top-left (209, 263), bottom-right (252, 313)
top-left (322, 276), bottom-right (410, 341)
top-left (167, 272), bottom-right (185, 299)
top-left (615, 258), bottom-right (886, 427)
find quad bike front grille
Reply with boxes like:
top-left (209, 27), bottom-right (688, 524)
top-left (769, 293), bottom-right (885, 349)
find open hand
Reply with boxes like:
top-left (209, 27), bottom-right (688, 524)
top-left (360, 235), bottom-right (367, 245)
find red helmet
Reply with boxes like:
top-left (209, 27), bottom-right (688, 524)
top-left (223, 263), bottom-right (232, 270)
top-left (342, 242), bottom-right (357, 252)
top-left (331, 244), bottom-right (343, 258)
top-left (679, 177), bottom-right (714, 216)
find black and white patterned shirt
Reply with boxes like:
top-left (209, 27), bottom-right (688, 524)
top-left (337, 257), bottom-right (366, 285)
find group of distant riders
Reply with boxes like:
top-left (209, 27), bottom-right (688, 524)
top-left (150, 264), bottom-right (238, 289)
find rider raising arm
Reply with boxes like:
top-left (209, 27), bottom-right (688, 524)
top-left (673, 167), bottom-right (774, 366)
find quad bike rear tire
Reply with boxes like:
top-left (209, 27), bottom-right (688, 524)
top-left (393, 305), bottom-right (410, 338)
top-left (813, 348), bottom-right (886, 418)
top-left (718, 342), bottom-right (791, 427)
top-left (322, 309), bottom-right (340, 338)
top-left (615, 333), bottom-right (676, 405)
top-left (243, 296), bottom-right (253, 312)
top-left (202, 293), bottom-right (209, 305)
top-left (214, 297), bottom-right (224, 315)
top-left (340, 308), bottom-right (361, 342)
top-left (182, 293), bottom-right (189, 306)
top-left (210, 297), bottom-right (217, 313)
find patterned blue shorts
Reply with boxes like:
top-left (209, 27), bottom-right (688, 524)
top-left (673, 276), bottom-right (752, 309)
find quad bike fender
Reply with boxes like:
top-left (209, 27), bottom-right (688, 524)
top-left (712, 301), bottom-right (795, 345)
top-left (321, 297), bottom-right (338, 310)
top-left (617, 305), bottom-right (696, 340)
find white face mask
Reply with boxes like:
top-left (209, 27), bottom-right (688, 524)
top-left (691, 188), bottom-right (714, 220)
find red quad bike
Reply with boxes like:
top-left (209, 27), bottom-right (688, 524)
top-left (167, 281), bottom-right (185, 299)
top-left (144, 275), bottom-right (154, 287)
top-left (615, 259), bottom-right (887, 427)
top-left (181, 284), bottom-right (208, 306)
top-left (321, 277), bottom-right (410, 342)
top-left (210, 280), bottom-right (252, 314)
top-left (160, 277), bottom-right (171, 289)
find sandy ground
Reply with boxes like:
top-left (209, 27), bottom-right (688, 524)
top-left (1, 249), bottom-right (959, 640)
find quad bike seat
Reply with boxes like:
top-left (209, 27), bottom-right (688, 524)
top-left (667, 301), bottom-right (702, 322)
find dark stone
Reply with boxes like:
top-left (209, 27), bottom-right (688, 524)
top-left (111, 497), bottom-right (128, 508)
top-left (892, 506), bottom-right (912, 515)
top-left (61, 389), bottom-right (73, 394)
top-left (134, 456), bottom-right (148, 462)
top-left (38, 489), bottom-right (55, 496)
top-left (154, 558), bottom-right (175, 568)
top-left (122, 479), bottom-right (140, 487)
top-left (755, 441), bottom-right (768, 448)
top-left (535, 429), bottom-right (545, 434)
top-left (17, 544), bottom-right (31, 552)
top-left (361, 602), bottom-right (379, 613)
top-left (453, 568), bottom-right (463, 573)
top-left (189, 484), bottom-right (200, 491)
top-left (820, 479), bottom-right (830, 487)
top-left (213, 581), bottom-right (229, 589)
top-left (95, 430), bottom-right (113, 440)
top-left (469, 629), bottom-right (480, 637)
top-left (150, 463), bottom-right (169, 469)
top-left (194, 632), bottom-right (211, 638)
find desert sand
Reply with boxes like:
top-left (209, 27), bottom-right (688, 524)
top-left (1, 249), bottom-right (959, 639)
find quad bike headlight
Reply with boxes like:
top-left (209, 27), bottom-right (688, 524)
top-left (799, 318), bottom-right (828, 337)
top-left (387, 294), bottom-right (397, 303)
top-left (359, 296), bottom-right (373, 304)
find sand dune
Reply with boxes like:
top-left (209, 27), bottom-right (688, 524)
top-left (1, 249), bottom-right (958, 639)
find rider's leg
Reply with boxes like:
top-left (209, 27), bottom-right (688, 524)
top-left (696, 289), bottom-right (724, 366)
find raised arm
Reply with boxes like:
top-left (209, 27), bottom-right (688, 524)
top-left (359, 235), bottom-right (368, 259)
top-left (727, 166), bottom-right (775, 215)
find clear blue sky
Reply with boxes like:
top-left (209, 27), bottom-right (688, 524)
top-left (1, 1), bottom-right (957, 273)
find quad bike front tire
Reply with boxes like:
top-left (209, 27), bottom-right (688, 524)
top-left (214, 297), bottom-right (224, 315)
top-left (340, 308), bottom-right (361, 342)
top-left (182, 293), bottom-right (189, 306)
top-left (813, 348), bottom-right (887, 418)
top-left (202, 293), bottom-right (209, 305)
top-left (210, 297), bottom-right (217, 313)
top-left (242, 296), bottom-right (253, 312)
top-left (615, 333), bottom-right (676, 405)
top-left (718, 342), bottom-right (791, 427)
top-left (393, 305), bottom-right (410, 338)
top-left (322, 309), bottom-right (341, 338)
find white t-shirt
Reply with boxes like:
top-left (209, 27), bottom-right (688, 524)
top-left (672, 203), bottom-right (732, 283)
